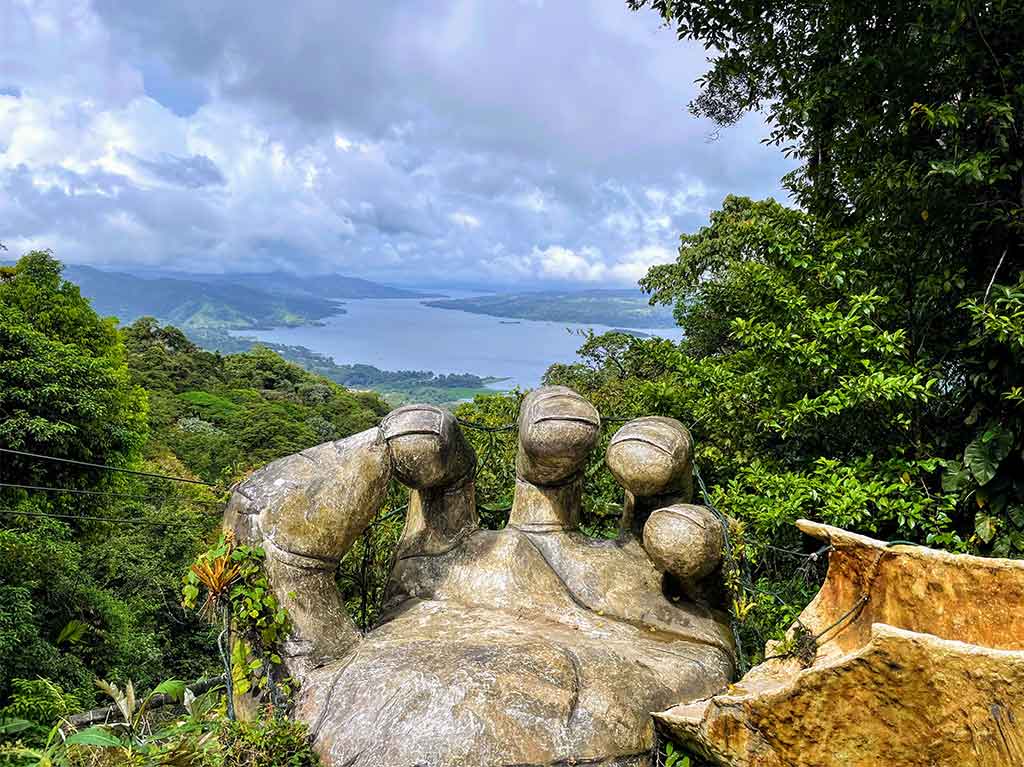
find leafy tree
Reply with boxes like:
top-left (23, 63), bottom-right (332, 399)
top-left (0, 251), bottom-right (148, 488)
top-left (0, 254), bottom-right (219, 704)
top-left (625, 0), bottom-right (1023, 554)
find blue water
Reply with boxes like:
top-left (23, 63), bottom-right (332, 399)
top-left (234, 296), bottom-right (683, 389)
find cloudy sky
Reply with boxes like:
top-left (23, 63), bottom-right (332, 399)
top-left (0, 0), bottom-right (792, 288)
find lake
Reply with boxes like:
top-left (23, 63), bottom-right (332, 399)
top-left (234, 295), bottom-right (683, 389)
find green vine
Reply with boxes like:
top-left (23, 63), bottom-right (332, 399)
top-left (182, 533), bottom-right (295, 709)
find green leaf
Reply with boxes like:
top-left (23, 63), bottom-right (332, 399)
top-left (975, 513), bottom-right (998, 544)
top-left (64, 726), bottom-right (127, 749)
top-left (964, 426), bottom-right (1014, 485)
top-left (941, 461), bottom-right (970, 494)
top-left (0, 718), bottom-right (34, 735)
top-left (56, 619), bottom-right (89, 647)
top-left (152, 679), bottom-right (186, 702)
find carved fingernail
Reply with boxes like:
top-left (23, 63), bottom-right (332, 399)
top-left (381, 405), bottom-right (474, 489)
top-left (516, 386), bottom-right (600, 485)
top-left (607, 416), bottom-right (692, 498)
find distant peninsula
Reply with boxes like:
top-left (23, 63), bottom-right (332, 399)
top-left (423, 289), bottom-right (676, 329)
top-left (187, 328), bottom-right (508, 407)
top-left (66, 264), bottom-right (433, 331)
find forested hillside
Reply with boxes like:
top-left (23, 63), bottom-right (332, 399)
top-left (0, 252), bottom-right (388, 727)
top-left (123, 318), bottom-right (388, 483)
top-left (0, 0), bottom-right (1021, 763)
top-left (66, 265), bottom-right (344, 330)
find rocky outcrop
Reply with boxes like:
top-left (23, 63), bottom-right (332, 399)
top-left (225, 388), bottom-right (735, 766)
top-left (655, 520), bottom-right (1024, 767)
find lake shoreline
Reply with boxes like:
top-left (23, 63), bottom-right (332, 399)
top-left (219, 295), bottom-right (682, 393)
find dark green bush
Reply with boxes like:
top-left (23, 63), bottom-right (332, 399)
top-left (219, 714), bottom-right (320, 767)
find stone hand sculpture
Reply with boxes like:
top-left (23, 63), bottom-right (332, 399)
top-left (224, 386), bottom-right (735, 766)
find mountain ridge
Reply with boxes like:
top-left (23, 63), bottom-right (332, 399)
top-left (52, 264), bottom-right (439, 330)
top-left (64, 264), bottom-right (342, 330)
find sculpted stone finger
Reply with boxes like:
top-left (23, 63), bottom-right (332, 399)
top-left (643, 503), bottom-right (724, 582)
top-left (509, 386), bottom-right (600, 532)
top-left (381, 404), bottom-right (475, 489)
top-left (516, 386), bottom-right (600, 485)
top-left (259, 429), bottom-right (391, 561)
top-left (381, 404), bottom-right (479, 558)
top-left (607, 416), bottom-right (694, 538)
top-left (606, 416), bottom-right (693, 498)
top-left (233, 427), bottom-right (392, 677)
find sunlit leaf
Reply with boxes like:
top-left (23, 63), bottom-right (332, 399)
top-left (64, 727), bottom-right (127, 749)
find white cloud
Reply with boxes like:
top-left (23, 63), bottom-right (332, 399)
top-left (608, 244), bottom-right (676, 282)
top-left (449, 210), bottom-right (481, 229)
top-left (521, 242), bottom-right (675, 285)
top-left (645, 187), bottom-right (667, 205)
top-left (669, 180), bottom-right (710, 215)
top-left (516, 188), bottom-right (547, 213)
top-left (534, 245), bottom-right (607, 281)
top-left (0, 0), bottom-right (793, 284)
top-left (333, 134), bottom-right (369, 153)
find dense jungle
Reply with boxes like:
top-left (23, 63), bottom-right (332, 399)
top-left (1, 0), bottom-right (1021, 764)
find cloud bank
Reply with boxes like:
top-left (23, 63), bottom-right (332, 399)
top-left (0, 0), bottom-right (794, 286)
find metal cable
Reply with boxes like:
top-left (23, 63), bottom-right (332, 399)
top-left (0, 447), bottom-right (219, 487)
top-left (0, 506), bottom-right (213, 527)
top-left (693, 463), bottom-right (749, 675)
top-left (0, 481), bottom-right (224, 507)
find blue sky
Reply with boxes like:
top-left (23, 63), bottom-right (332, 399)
top-left (0, 0), bottom-right (793, 287)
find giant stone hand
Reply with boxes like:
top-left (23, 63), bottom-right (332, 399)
top-left (224, 386), bottom-right (734, 766)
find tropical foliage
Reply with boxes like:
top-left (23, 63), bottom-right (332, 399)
top-left (1, 253), bottom-right (383, 763)
top-left (1, 0), bottom-right (1022, 762)
top-left (0, 676), bottom-right (319, 767)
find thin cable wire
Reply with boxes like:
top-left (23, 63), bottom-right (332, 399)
top-left (693, 463), bottom-right (749, 674)
top-left (0, 507), bottom-right (213, 527)
top-left (2, 413), bottom-right (635, 485)
top-left (455, 419), bottom-right (518, 433)
top-left (0, 447), bottom-right (219, 487)
top-left (0, 481), bottom-right (224, 507)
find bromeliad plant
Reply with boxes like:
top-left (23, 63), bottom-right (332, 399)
top-left (183, 533), bottom-right (293, 716)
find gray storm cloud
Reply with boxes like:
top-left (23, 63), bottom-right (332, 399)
top-left (0, 0), bottom-right (793, 284)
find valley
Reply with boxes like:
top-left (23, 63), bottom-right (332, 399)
top-left (58, 264), bottom-right (682, 405)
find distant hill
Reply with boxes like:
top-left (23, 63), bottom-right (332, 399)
top-left (203, 271), bottom-right (439, 300)
top-left (66, 265), bottom-right (343, 330)
top-left (59, 265), bottom-right (435, 330)
top-left (423, 289), bottom-right (676, 328)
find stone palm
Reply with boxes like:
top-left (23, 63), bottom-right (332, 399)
top-left (225, 386), bottom-right (734, 766)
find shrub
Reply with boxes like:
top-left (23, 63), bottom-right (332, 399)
top-left (218, 714), bottom-right (320, 767)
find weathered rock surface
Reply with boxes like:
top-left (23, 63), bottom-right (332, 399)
top-left (226, 392), bottom-right (734, 766)
top-left (655, 520), bottom-right (1024, 767)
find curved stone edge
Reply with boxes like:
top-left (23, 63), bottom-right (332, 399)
top-left (794, 519), bottom-right (1024, 655)
top-left (654, 623), bottom-right (1024, 767)
top-left (652, 521), bottom-right (1024, 766)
